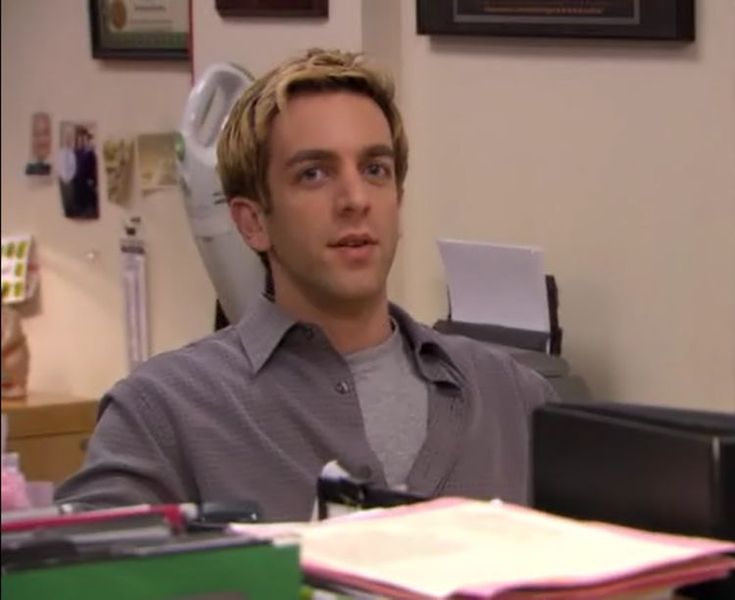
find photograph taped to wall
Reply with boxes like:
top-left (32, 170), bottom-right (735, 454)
top-left (103, 137), bottom-right (134, 205)
top-left (57, 121), bottom-right (99, 220)
top-left (137, 132), bottom-right (179, 194)
top-left (25, 112), bottom-right (52, 176)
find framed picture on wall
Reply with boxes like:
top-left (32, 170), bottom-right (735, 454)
top-left (215, 0), bottom-right (328, 18)
top-left (417, 1), bottom-right (695, 41)
top-left (88, 0), bottom-right (190, 60)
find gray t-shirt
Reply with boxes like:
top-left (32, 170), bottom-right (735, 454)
top-left (345, 322), bottom-right (428, 489)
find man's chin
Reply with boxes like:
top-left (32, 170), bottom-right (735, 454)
top-left (323, 282), bottom-right (387, 310)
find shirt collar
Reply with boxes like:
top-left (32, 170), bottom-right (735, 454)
top-left (236, 296), bottom-right (463, 389)
top-left (388, 303), bottom-right (464, 389)
top-left (236, 295), bottom-right (297, 373)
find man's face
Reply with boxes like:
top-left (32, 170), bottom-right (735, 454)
top-left (235, 91), bottom-right (401, 314)
top-left (62, 126), bottom-right (74, 148)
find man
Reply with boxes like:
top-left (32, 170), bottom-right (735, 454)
top-left (57, 124), bottom-right (77, 216)
top-left (56, 49), bottom-right (557, 521)
top-left (72, 128), bottom-right (99, 219)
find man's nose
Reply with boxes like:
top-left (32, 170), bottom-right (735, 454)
top-left (334, 165), bottom-right (369, 215)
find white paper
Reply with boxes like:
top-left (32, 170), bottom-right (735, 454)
top-left (438, 239), bottom-right (549, 333)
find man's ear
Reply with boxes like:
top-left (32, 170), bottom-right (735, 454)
top-left (230, 197), bottom-right (271, 252)
top-left (397, 187), bottom-right (404, 240)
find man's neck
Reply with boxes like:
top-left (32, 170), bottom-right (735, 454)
top-left (275, 294), bottom-right (392, 354)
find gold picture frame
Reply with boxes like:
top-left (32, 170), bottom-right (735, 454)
top-left (89, 0), bottom-right (190, 60)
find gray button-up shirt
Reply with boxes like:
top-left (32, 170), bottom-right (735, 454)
top-left (56, 298), bottom-right (557, 521)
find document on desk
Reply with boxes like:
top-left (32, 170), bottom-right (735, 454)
top-left (233, 498), bottom-right (735, 599)
top-left (438, 239), bottom-right (549, 333)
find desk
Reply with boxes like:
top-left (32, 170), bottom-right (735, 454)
top-left (2, 392), bottom-right (98, 484)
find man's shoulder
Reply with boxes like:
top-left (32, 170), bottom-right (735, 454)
top-left (433, 327), bottom-right (555, 408)
top-left (144, 325), bottom-right (244, 372)
top-left (108, 326), bottom-right (249, 405)
top-left (393, 305), bottom-right (555, 406)
top-left (396, 307), bottom-right (524, 373)
top-left (429, 325), bottom-right (541, 380)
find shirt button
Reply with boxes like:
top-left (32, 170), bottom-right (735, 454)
top-left (335, 381), bottom-right (351, 395)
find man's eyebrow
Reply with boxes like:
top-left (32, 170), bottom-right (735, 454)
top-left (284, 149), bottom-right (335, 169)
top-left (362, 144), bottom-right (395, 160)
top-left (283, 145), bottom-right (395, 169)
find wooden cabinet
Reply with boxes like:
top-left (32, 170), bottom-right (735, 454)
top-left (2, 392), bottom-right (98, 484)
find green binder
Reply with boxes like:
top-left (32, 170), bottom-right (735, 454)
top-left (2, 538), bottom-right (301, 600)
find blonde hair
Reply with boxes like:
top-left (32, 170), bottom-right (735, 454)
top-left (217, 48), bottom-right (408, 211)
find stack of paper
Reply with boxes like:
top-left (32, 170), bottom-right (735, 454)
top-left (233, 498), bottom-right (734, 599)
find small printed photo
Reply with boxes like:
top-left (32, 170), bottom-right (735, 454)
top-left (25, 112), bottom-right (52, 176)
top-left (57, 121), bottom-right (99, 220)
top-left (137, 132), bottom-right (180, 194)
top-left (102, 137), bottom-right (133, 205)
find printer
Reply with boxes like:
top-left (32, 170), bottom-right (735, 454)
top-left (433, 318), bottom-right (592, 404)
top-left (434, 240), bottom-right (592, 403)
top-left (434, 274), bottom-right (592, 404)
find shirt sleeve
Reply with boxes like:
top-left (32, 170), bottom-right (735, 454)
top-left (508, 355), bottom-right (559, 416)
top-left (54, 385), bottom-right (193, 509)
top-left (504, 358), bottom-right (560, 501)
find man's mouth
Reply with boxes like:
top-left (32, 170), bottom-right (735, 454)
top-left (328, 234), bottom-right (378, 263)
top-left (329, 234), bottom-right (377, 249)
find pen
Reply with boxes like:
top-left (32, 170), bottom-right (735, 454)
top-left (1, 503), bottom-right (197, 534)
top-left (1, 501), bottom-right (262, 533)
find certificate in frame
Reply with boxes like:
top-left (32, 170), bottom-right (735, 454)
top-left (89, 0), bottom-right (190, 60)
top-left (417, 1), bottom-right (695, 41)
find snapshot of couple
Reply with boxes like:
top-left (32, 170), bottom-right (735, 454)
top-left (57, 121), bottom-right (99, 220)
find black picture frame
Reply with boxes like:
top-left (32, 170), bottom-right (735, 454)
top-left (417, 1), bottom-right (695, 41)
top-left (215, 0), bottom-right (329, 18)
top-left (89, 0), bottom-right (190, 61)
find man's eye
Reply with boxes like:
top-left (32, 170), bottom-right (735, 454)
top-left (298, 166), bottom-right (326, 183)
top-left (364, 162), bottom-right (393, 179)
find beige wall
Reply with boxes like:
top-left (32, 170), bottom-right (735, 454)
top-left (392, 1), bottom-right (735, 411)
top-left (2, 1), bottom-right (733, 411)
top-left (191, 0), bottom-right (362, 80)
top-left (0, 0), bottom-right (363, 400)
top-left (1, 0), bottom-right (209, 399)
